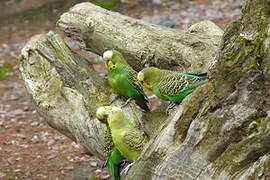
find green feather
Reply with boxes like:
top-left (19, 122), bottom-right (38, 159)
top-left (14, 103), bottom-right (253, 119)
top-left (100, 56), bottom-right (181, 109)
top-left (96, 107), bottom-right (125, 180)
top-left (108, 107), bottom-right (148, 162)
top-left (103, 127), bottom-right (124, 180)
top-left (108, 149), bottom-right (123, 180)
top-left (139, 67), bottom-right (208, 104)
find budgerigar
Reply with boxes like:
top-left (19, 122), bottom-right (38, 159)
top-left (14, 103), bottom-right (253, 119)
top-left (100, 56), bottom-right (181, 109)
top-left (106, 107), bottom-right (148, 162)
top-left (96, 106), bottom-right (125, 180)
top-left (103, 50), bottom-right (149, 111)
top-left (137, 67), bottom-right (208, 111)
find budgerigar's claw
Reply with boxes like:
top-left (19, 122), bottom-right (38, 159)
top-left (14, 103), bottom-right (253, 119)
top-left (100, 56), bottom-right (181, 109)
top-left (165, 102), bottom-right (178, 114)
top-left (120, 98), bottom-right (133, 108)
top-left (120, 162), bottom-right (135, 176)
top-left (102, 159), bottom-right (108, 168)
top-left (120, 159), bottom-right (129, 164)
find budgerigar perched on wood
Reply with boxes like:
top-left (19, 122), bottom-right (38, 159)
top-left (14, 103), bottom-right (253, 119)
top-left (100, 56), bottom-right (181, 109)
top-left (106, 107), bottom-right (148, 162)
top-left (137, 67), bottom-right (208, 111)
top-left (103, 50), bottom-right (149, 111)
top-left (96, 106), bottom-right (125, 180)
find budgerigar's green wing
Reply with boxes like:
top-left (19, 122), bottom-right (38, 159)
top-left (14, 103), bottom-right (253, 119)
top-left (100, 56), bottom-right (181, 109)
top-left (158, 71), bottom-right (207, 96)
top-left (123, 128), bottom-right (148, 152)
top-left (176, 73), bottom-right (208, 89)
top-left (126, 68), bottom-right (149, 111)
top-left (126, 68), bottom-right (148, 99)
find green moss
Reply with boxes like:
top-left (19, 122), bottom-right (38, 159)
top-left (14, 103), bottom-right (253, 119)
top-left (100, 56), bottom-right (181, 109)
top-left (0, 64), bottom-right (13, 80)
top-left (255, 117), bottom-right (269, 133)
top-left (211, 140), bottom-right (247, 177)
top-left (211, 116), bottom-right (269, 178)
top-left (174, 83), bottom-right (214, 143)
top-left (212, 0), bottom-right (270, 98)
top-left (222, 21), bottom-right (241, 47)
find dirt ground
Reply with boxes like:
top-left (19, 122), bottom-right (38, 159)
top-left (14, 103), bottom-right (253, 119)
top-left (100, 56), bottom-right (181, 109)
top-left (0, 0), bottom-right (242, 179)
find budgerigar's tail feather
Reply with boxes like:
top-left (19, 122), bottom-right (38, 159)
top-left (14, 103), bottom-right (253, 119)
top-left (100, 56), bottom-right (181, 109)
top-left (177, 72), bottom-right (208, 86)
top-left (108, 149), bottom-right (123, 180)
top-left (188, 73), bottom-right (207, 77)
top-left (196, 73), bottom-right (208, 82)
top-left (108, 159), bottom-right (120, 180)
top-left (136, 98), bottom-right (150, 111)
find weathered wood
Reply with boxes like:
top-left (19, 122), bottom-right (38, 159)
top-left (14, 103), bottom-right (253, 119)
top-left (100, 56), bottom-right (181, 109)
top-left (126, 0), bottom-right (270, 179)
top-left (57, 2), bottom-right (223, 73)
top-left (19, 32), bottom-right (165, 160)
top-left (19, 0), bottom-right (270, 179)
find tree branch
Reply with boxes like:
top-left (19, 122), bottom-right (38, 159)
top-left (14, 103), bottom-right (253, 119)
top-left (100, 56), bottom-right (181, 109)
top-left (20, 32), bottom-right (165, 160)
top-left (57, 2), bottom-right (223, 72)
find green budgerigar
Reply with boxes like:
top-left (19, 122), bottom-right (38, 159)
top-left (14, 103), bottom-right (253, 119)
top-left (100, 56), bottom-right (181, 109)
top-left (103, 50), bottom-right (149, 111)
top-left (106, 107), bottom-right (148, 162)
top-left (96, 106), bottom-right (125, 180)
top-left (137, 67), bottom-right (208, 111)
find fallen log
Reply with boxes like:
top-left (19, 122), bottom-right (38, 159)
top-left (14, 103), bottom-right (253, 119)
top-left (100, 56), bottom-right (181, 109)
top-left (57, 2), bottom-right (223, 72)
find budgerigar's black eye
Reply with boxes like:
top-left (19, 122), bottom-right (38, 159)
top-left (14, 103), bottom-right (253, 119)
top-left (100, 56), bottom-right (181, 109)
top-left (147, 82), bottom-right (151, 86)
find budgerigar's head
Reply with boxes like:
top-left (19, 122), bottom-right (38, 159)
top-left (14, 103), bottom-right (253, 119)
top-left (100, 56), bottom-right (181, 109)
top-left (137, 67), bottom-right (162, 89)
top-left (107, 106), bottom-right (124, 122)
top-left (109, 106), bottom-right (123, 117)
top-left (103, 50), bottom-right (128, 72)
top-left (96, 106), bottom-right (113, 124)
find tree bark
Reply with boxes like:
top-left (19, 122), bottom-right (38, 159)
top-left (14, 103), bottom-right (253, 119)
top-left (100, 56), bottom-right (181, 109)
top-left (57, 2), bottom-right (223, 72)
top-left (19, 0), bottom-right (270, 179)
top-left (126, 0), bottom-right (270, 179)
top-left (19, 31), bottom-right (166, 160)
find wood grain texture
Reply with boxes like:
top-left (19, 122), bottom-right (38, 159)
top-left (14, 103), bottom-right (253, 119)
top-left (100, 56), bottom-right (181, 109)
top-left (57, 3), bottom-right (223, 73)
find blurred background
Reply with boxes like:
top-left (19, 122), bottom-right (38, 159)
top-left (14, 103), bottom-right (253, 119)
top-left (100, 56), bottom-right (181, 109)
top-left (0, 0), bottom-right (242, 179)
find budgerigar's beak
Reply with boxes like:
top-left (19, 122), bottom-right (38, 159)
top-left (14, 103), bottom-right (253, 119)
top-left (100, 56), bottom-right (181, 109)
top-left (101, 111), bottom-right (109, 116)
top-left (96, 106), bottom-right (112, 120)
top-left (137, 72), bottom-right (144, 82)
top-left (103, 59), bottom-right (109, 62)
